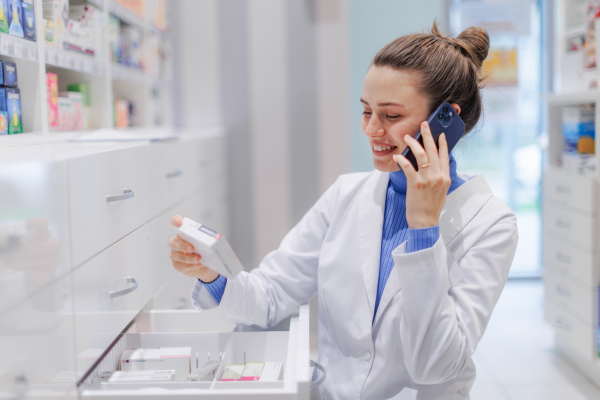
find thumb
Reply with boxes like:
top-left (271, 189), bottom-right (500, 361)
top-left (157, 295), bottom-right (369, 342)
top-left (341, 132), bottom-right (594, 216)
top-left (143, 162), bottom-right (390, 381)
top-left (171, 215), bottom-right (183, 227)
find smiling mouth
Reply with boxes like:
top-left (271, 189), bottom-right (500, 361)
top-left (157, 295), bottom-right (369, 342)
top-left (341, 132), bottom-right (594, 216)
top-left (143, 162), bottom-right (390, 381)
top-left (372, 145), bottom-right (397, 152)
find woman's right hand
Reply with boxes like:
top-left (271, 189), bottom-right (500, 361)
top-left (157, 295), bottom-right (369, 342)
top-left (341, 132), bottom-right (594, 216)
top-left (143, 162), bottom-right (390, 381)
top-left (169, 215), bottom-right (220, 283)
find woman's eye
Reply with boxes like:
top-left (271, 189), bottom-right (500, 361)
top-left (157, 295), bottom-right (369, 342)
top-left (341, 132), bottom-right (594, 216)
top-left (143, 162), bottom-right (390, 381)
top-left (362, 111), bottom-right (372, 116)
top-left (386, 114), bottom-right (401, 120)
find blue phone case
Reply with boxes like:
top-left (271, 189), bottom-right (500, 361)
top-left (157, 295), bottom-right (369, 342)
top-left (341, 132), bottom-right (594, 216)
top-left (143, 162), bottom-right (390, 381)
top-left (400, 102), bottom-right (465, 171)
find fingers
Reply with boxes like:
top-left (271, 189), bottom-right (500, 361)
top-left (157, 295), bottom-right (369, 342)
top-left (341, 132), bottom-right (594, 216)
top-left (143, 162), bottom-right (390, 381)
top-left (403, 134), bottom-right (429, 172)
top-left (171, 215), bottom-right (183, 227)
top-left (169, 234), bottom-right (194, 253)
top-left (393, 153), bottom-right (417, 180)
top-left (438, 133), bottom-right (450, 177)
top-left (169, 249), bottom-right (202, 264)
top-left (171, 259), bottom-right (205, 275)
top-left (419, 122), bottom-right (440, 171)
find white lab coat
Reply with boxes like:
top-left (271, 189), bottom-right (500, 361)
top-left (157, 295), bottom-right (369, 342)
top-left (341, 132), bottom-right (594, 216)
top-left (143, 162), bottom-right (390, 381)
top-left (192, 170), bottom-right (519, 400)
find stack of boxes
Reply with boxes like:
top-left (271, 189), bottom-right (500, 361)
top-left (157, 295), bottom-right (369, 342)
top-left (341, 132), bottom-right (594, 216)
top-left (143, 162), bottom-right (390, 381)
top-left (0, 60), bottom-right (21, 135)
top-left (0, 0), bottom-right (37, 41)
top-left (46, 72), bottom-right (91, 132)
top-left (43, 0), bottom-right (101, 57)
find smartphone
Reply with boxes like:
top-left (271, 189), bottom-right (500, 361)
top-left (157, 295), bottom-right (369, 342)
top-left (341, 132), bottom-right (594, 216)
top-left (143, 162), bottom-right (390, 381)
top-left (399, 102), bottom-right (465, 171)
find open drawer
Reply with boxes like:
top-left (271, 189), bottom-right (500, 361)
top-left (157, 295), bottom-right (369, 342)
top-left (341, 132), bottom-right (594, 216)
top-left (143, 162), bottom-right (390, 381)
top-left (78, 305), bottom-right (311, 399)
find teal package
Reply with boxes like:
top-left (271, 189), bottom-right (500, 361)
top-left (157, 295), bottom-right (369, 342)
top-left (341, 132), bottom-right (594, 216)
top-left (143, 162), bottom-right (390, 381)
top-left (6, 88), bottom-right (21, 134)
top-left (21, 0), bottom-right (33, 41)
top-left (8, 0), bottom-right (23, 38)
top-left (3, 61), bottom-right (17, 87)
top-left (0, 0), bottom-right (9, 34)
top-left (0, 87), bottom-right (6, 135)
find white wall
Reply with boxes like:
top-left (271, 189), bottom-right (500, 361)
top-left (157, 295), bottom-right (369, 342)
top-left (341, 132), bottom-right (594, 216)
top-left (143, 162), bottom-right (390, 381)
top-left (174, 0), bottom-right (352, 267)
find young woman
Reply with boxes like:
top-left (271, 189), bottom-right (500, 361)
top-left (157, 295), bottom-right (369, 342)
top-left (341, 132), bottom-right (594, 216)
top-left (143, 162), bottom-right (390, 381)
top-left (169, 23), bottom-right (518, 400)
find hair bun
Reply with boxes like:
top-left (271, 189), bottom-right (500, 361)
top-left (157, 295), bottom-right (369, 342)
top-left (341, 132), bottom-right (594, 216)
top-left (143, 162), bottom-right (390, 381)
top-left (455, 26), bottom-right (490, 69)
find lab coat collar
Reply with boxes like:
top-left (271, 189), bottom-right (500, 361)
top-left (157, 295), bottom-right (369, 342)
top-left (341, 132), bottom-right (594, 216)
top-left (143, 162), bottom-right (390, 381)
top-left (360, 170), bottom-right (494, 326)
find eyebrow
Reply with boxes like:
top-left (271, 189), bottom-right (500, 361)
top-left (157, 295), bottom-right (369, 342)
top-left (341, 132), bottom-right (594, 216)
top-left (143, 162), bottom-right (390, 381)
top-left (360, 98), bottom-right (405, 107)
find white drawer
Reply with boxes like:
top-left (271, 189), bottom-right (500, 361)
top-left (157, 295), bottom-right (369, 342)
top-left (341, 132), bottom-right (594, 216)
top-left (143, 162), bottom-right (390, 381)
top-left (147, 139), bottom-right (204, 217)
top-left (543, 203), bottom-right (596, 251)
top-left (0, 273), bottom-right (76, 397)
top-left (545, 295), bottom-right (597, 362)
top-left (72, 223), bottom-right (162, 377)
top-left (0, 160), bottom-right (72, 316)
top-left (197, 135), bottom-right (227, 185)
top-left (544, 266), bottom-right (597, 325)
top-left (68, 146), bottom-right (150, 267)
top-left (543, 168), bottom-right (597, 214)
top-left (78, 305), bottom-right (311, 398)
top-left (543, 234), bottom-right (598, 288)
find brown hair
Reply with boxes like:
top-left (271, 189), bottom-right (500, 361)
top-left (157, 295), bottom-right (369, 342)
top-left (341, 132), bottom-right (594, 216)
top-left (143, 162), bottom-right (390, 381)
top-left (372, 22), bottom-right (489, 134)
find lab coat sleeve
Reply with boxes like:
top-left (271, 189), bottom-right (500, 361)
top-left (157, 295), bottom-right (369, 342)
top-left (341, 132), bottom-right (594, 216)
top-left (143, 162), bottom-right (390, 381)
top-left (392, 219), bottom-right (518, 385)
top-left (191, 176), bottom-right (341, 328)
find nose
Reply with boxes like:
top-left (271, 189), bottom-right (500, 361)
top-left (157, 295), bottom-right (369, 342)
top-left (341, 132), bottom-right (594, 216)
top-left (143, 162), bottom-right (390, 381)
top-left (364, 114), bottom-right (385, 137)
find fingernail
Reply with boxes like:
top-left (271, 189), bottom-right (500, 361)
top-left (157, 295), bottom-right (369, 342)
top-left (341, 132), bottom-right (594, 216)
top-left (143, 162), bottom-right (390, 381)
top-left (186, 246), bottom-right (192, 252)
top-left (404, 135), bottom-right (410, 140)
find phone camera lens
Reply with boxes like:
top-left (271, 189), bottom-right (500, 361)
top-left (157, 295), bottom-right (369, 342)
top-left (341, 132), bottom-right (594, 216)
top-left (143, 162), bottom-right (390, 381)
top-left (438, 113), bottom-right (444, 120)
top-left (444, 115), bottom-right (451, 123)
top-left (442, 106), bottom-right (449, 113)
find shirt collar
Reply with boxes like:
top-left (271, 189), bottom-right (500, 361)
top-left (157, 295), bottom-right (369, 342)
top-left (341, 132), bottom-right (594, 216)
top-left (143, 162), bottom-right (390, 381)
top-left (389, 152), bottom-right (459, 194)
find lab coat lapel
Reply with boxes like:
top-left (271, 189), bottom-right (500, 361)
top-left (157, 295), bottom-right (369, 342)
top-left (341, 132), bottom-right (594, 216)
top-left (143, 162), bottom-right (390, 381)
top-left (440, 174), bottom-right (493, 255)
top-left (358, 171), bottom-right (389, 322)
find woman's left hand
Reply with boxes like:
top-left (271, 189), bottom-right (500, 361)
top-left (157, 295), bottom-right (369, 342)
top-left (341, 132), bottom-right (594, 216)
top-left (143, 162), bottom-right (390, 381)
top-left (393, 121), bottom-right (451, 229)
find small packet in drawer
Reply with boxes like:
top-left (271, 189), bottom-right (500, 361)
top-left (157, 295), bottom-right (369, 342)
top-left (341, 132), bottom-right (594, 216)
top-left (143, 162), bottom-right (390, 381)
top-left (221, 364), bottom-right (245, 381)
top-left (240, 362), bottom-right (264, 381)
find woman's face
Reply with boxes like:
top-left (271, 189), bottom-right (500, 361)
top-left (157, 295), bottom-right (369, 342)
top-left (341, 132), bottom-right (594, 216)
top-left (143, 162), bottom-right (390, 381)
top-left (361, 66), bottom-right (430, 172)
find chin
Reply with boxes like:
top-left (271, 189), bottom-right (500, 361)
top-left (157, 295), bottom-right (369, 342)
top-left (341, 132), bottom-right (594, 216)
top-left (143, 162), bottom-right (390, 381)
top-left (372, 157), bottom-right (400, 172)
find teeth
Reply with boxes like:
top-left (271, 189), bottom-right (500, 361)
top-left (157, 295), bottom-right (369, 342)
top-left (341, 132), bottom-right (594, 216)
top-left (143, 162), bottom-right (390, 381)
top-left (373, 145), bottom-right (396, 151)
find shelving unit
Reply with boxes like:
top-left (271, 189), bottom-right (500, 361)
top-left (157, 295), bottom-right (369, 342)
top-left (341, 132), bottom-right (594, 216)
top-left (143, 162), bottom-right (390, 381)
top-left (0, 0), bottom-right (174, 137)
top-left (543, 0), bottom-right (600, 388)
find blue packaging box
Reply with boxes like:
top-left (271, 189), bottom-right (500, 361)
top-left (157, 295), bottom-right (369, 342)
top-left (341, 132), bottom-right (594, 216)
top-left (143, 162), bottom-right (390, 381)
top-left (21, 0), bottom-right (34, 41)
top-left (6, 87), bottom-right (20, 134)
top-left (0, 87), bottom-right (7, 135)
top-left (8, 0), bottom-right (23, 38)
top-left (0, 60), bottom-right (4, 86)
top-left (3, 61), bottom-right (17, 87)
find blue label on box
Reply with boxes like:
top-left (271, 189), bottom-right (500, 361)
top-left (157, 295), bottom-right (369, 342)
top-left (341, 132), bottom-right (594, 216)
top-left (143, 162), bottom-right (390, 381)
top-left (8, 0), bottom-right (23, 38)
top-left (6, 87), bottom-right (20, 134)
top-left (3, 61), bottom-right (17, 87)
top-left (21, 0), bottom-right (34, 41)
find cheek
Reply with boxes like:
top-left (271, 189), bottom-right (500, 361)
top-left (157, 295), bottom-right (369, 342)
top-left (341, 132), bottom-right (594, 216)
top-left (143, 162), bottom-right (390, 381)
top-left (360, 117), bottom-right (368, 134)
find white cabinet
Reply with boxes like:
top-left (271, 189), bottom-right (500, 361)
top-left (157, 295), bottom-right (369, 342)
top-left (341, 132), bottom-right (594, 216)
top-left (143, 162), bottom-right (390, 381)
top-left (0, 130), bottom-right (273, 400)
top-left (68, 146), bottom-right (151, 267)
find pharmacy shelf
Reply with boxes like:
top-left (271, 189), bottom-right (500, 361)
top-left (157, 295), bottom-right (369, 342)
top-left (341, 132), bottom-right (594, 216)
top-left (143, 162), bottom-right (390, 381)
top-left (45, 47), bottom-right (105, 75)
top-left (0, 32), bottom-right (38, 62)
top-left (543, 91), bottom-right (600, 105)
top-left (108, 0), bottom-right (144, 29)
top-left (111, 63), bottom-right (148, 85)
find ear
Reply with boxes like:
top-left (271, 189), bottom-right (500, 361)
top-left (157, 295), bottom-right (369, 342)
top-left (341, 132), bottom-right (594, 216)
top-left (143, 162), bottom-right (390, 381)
top-left (450, 103), bottom-right (461, 115)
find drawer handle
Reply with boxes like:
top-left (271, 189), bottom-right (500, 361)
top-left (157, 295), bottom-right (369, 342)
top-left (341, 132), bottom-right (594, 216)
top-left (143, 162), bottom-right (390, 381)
top-left (555, 285), bottom-right (571, 297)
top-left (555, 317), bottom-right (572, 331)
top-left (556, 252), bottom-right (571, 263)
top-left (103, 277), bottom-right (138, 298)
top-left (310, 360), bottom-right (326, 389)
top-left (555, 219), bottom-right (571, 229)
top-left (556, 185), bottom-right (571, 194)
top-left (105, 189), bottom-right (134, 203)
top-left (166, 170), bottom-right (183, 179)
